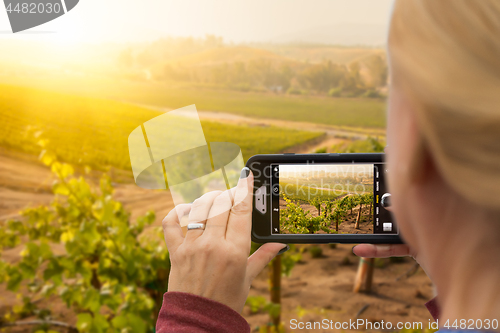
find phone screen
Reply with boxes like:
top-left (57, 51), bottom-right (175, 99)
top-left (270, 163), bottom-right (396, 235)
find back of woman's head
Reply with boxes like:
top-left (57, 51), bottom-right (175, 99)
top-left (389, 0), bottom-right (500, 209)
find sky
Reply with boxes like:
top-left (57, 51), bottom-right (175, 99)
top-left (0, 0), bottom-right (394, 45)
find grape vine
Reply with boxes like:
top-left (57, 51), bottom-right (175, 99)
top-left (279, 193), bottom-right (374, 234)
top-left (0, 151), bottom-right (169, 332)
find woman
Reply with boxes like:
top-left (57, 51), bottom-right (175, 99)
top-left (157, 0), bottom-right (500, 332)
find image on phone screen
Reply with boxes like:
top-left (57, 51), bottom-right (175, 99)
top-left (270, 163), bottom-right (396, 235)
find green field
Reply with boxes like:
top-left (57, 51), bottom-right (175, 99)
top-left (0, 84), bottom-right (322, 170)
top-left (280, 182), bottom-right (347, 203)
top-left (125, 84), bottom-right (387, 128)
top-left (0, 75), bottom-right (387, 129)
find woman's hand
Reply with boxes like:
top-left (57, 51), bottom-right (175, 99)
top-left (352, 242), bottom-right (429, 276)
top-left (162, 168), bottom-right (287, 313)
top-left (353, 243), bottom-right (417, 260)
top-left (353, 196), bottom-right (423, 270)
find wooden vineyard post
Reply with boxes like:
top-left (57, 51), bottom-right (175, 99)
top-left (269, 255), bottom-right (282, 329)
top-left (353, 257), bottom-right (375, 293)
top-left (355, 202), bottom-right (363, 229)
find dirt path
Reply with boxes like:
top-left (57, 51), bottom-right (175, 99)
top-left (134, 104), bottom-right (384, 154)
top-left (0, 147), bottom-right (176, 331)
top-left (0, 147), bottom-right (174, 226)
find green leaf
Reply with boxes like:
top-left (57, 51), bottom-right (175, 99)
top-left (37, 139), bottom-right (49, 148)
top-left (7, 220), bottom-right (24, 232)
top-left (60, 230), bottom-right (75, 243)
top-left (92, 313), bottom-right (110, 333)
top-left (127, 313), bottom-right (147, 333)
top-left (39, 242), bottom-right (53, 260)
top-left (245, 296), bottom-right (267, 313)
top-left (43, 258), bottom-right (64, 284)
top-left (264, 302), bottom-right (281, 319)
top-left (39, 150), bottom-right (56, 166)
top-left (111, 314), bottom-right (128, 329)
top-left (82, 288), bottom-right (101, 313)
top-left (6, 267), bottom-right (23, 291)
top-left (77, 313), bottom-right (93, 332)
top-left (53, 182), bottom-right (70, 196)
top-left (51, 162), bottom-right (74, 179)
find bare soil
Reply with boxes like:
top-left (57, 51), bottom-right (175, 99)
top-left (141, 105), bottom-right (373, 155)
top-left (0, 148), bottom-right (434, 332)
top-left (246, 244), bottom-right (435, 332)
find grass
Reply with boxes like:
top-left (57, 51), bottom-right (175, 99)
top-left (280, 182), bottom-right (347, 203)
top-left (0, 84), bottom-right (322, 171)
top-left (0, 75), bottom-right (387, 129)
top-left (135, 85), bottom-right (387, 128)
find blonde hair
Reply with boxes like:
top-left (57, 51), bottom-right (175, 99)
top-left (389, 0), bottom-right (500, 209)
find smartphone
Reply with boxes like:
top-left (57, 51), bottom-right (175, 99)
top-left (247, 153), bottom-right (402, 244)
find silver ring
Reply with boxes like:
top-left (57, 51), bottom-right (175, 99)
top-left (187, 223), bottom-right (206, 231)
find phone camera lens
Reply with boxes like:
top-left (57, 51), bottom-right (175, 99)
top-left (381, 193), bottom-right (391, 208)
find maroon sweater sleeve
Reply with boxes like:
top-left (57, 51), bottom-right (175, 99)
top-left (425, 297), bottom-right (441, 321)
top-left (156, 292), bottom-right (250, 333)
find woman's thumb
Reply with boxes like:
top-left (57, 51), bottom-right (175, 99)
top-left (246, 243), bottom-right (289, 282)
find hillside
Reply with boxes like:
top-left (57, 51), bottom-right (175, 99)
top-left (164, 46), bottom-right (292, 67)
top-left (254, 44), bottom-right (385, 64)
top-left (0, 84), bottom-right (323, 171)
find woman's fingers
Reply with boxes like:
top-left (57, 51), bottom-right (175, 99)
top-left (246, 243), bottom-right (287, 282)
top-left (185, 191), bottom-right (222, 242)
top-left (204, 189), bottom-right (233, 239)
top-left (162, 204), bottom-right (191, 253)
top-left (352, 244), bottom-right (414, 258)
top-left (226, 168), bottom-right (253, 244)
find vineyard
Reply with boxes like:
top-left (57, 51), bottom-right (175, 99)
top-left (0, 84), bottom-right (323, 171)
top-left (0, 30), bottom-right (442, 332)
top-left (0, 84), bottom-right (323, 332)
top-left (0, 75), bottom-right (387, 130)
top-left (280, 193), bottom-right (374, 234)
top-left (0, 152), bottom-right (309, 333)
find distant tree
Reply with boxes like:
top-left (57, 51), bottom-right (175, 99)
top-left (279, 64), bottom-right (293, 89)
top-left (364, 54), bottom-right (388, 88)
top-left (299, 61), bottom-right (347, 93)
top-left (337, 61), bottom-right (365, 97)
top-left (136, 49), bottom-right (155, 69)
top-left (204, 34), bottom-right (223, 48)
top-left (211, 62), bottom-right (230, 84)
